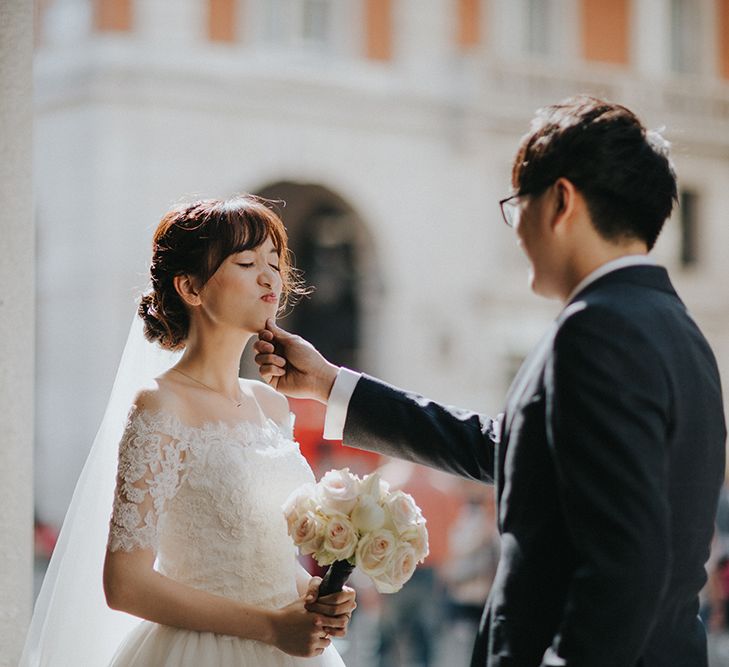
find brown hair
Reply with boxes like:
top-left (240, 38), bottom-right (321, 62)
top-left (512, 95), bottom-right (677, 250)
top-left (139, 195), bottom-right (306, 350)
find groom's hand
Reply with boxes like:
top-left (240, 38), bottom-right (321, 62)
top-left (304, 578), bottom-right (357, 638)
top-left (254, 319), bottom-right (339, 403)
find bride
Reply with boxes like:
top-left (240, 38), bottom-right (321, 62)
top-left (22, 196), bottom-right (355, 666)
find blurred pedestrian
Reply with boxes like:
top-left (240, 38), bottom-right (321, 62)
top-left (376, 460), bottom-right (462, 667)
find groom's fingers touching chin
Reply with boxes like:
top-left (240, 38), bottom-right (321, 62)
top-left (253, 339), bottom-right (274, 354)
top-left (254, 353), bottom-right (286, 368)
top-left (257, 329), bottom-right (274, 343)
top-left (260, 365), bottom-right (285, 379)
top-left (257, 364), bottom-right (281, 381)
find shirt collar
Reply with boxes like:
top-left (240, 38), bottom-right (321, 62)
top-left (566, 254), bottom-right (657, 303)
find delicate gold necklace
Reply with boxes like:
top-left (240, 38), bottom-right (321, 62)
top-left (170, 367), bottom-right (243, 408)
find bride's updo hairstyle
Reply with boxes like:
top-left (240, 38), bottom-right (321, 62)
top-left (139, 195), bottom-right (305, 350)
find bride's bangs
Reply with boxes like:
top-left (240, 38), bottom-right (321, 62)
top-left (225, 199), bottom-right (287, 259)
top-left (218, 197), bottom-right (310, 311)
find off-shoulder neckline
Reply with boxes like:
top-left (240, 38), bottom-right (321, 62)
top-left (127, 405), bottom-right (294, 440)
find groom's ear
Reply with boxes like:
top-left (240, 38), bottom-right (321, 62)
top-left (551, 178), bottom-right (578, 235)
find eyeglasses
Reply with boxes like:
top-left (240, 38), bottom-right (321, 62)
top-left (499, 193), bottom-right (527, 228)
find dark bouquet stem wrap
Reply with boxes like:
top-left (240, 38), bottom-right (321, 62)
top-left (317, 560), bottom-right (355, 599)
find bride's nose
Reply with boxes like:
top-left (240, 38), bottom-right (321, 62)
top-left (258, 267), bottom-right (273, 289)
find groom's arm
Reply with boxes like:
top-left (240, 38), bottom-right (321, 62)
top-left (324, 369), bottom-right (499, 483)
top-left (253, 321), bottom-right (498, 482)
top-left (543, 306), bottom-right (671, 667)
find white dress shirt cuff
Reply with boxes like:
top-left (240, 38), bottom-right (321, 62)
top-left (323, 367), bottom-right (362, 440)
top-left (541, 647), bottom-right (566, 666)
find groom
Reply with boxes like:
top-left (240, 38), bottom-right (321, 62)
top-left (256, 96), bottom-right (726, 666)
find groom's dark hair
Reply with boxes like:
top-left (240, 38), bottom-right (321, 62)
top-left (512, 95), bottom-right (678, 250)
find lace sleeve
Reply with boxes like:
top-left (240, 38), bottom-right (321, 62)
top-left (107, 408), bottom-right (187, 552)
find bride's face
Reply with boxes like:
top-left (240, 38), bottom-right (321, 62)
top-left (197, 236), bottom-right (283, 334)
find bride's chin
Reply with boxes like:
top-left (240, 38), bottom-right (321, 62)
top-left (239, 305), bottom-right (277, 334)
top-left (242, 316), bottom-right (269, 334)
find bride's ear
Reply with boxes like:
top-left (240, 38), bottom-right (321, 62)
top-left (173, 274), bottom-right (202, 307)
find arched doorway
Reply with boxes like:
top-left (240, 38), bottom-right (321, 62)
top-left (241, 181), bottom-right (382, 477)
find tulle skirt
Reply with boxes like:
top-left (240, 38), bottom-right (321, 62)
top-left (108, 620), bottom-right (345, 666)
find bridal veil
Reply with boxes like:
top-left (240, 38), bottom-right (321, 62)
top-left (20, 313), bottom-right (180, 666)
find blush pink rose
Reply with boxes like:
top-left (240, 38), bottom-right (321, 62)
top-left (355, 528), bottom-right (397, 577)
top-left (373, 543), bottom-right (418, 593)
top-left (289, 510), bottom-right (324, 555)
top-left (404, 521), bottom-right (429, 562)
top-left (319, 514), bottom-right (358, 564)
top-left (384, 491), bottom-right (423, 534)
top-left (317, 468), bottom-right (360, 515)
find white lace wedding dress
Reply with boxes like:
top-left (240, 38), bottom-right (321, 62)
top-left (106, 406), bottom-right (345, 666)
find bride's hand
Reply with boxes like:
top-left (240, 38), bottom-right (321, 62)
top-left (270, 594), bottom-right (332, 657)
top-left (303, 578), bottom-right (357, 638)
top-left (254, 320), bottom-right (339, 403)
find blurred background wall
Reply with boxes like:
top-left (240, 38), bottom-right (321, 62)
top-left (23, 0), bottom-right (729, 665)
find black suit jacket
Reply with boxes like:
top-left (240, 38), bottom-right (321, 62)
top-left (343, 266), bottom-right (726, 667)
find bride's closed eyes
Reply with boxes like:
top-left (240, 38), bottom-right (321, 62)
top-left (237, 262), bottom-right (281, 272)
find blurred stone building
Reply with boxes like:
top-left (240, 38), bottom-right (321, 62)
top-left (32, 0), bottom-right (729, 532)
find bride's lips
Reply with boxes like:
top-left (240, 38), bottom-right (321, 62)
top-left (261, 293), bottom-right (279, 304)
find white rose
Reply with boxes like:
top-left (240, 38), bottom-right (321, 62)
top-left (282, 483), bottom-right (317, 524)
top-left (383, 490), bottom-right (422, 534)
top-left (317, 468), bottom-right (360, 515)
top-left (318, 514), bottom-right (358, 564)
top-left (404, 521), bottom-right (429, 562)
top-left (351, 495), bottom-right (386, 533)
top-left (359, 471), bottom-right (390, 502)
top-left (373, 543), bottom-right (418, 594)
top-left (355, 528), bottom-right (397, 577)
top-left (289, 510), bottom-right (325, 555)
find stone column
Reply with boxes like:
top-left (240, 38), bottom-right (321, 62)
top-left (0, 1), bottom-right (35, 666)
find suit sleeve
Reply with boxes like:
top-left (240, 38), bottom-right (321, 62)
top-left (343, 374), bottom-right (499, 483)
top-left (543, 306), bottom-right (672, 666)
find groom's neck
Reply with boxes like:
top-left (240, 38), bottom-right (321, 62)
top-left (558, 238), bottom-right (650, 303)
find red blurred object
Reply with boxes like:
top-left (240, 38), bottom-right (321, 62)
top-left (34, 520), bottom-right (59, 558)
top-left (289, 397), bottom-right (379, 473)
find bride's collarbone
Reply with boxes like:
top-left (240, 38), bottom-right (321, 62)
top-left (178, 398), bottom-right (268, 431)
top-left (156, 375), bottom-right (269, 429)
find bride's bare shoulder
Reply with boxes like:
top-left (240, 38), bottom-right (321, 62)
top-left (131, 377), bottom-right (185, 415)
top-left (243, 379), bottom-right (290, 424)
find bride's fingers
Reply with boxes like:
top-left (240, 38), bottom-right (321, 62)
top-left (312, 612), bottom-right (349, 630)
top-left (307, 602), bottom-right (356, 618)
top-left (307, 591), bottom-right (357, 616)
top-left (316, 590), bottom-right (355, 606)
top-left (312, 633), bottom-right (332, 652)
top-left (322, 625), bottom-right (347, 637)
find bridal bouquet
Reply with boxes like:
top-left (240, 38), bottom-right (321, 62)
top-left (283, 468), bottom-right (429, 597)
